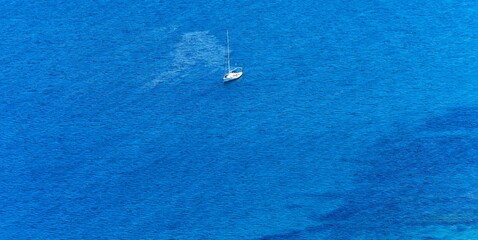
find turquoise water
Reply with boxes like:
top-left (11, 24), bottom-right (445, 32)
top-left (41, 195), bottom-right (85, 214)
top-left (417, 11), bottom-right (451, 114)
top-left (2, 1), bottom-right (478, 239)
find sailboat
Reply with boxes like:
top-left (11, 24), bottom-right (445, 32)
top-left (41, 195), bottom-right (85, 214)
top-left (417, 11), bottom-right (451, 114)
top-left (223, 30), bottom-right (243, 82)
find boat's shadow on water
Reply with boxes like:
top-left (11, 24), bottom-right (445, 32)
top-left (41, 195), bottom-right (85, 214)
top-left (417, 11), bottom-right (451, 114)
top-left (222, 78), bottom-right (242, 85)
top-left (258, 106), bottom-right (478, 239)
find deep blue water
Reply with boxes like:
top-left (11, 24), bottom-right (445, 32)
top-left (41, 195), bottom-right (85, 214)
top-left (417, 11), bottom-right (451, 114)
top-left (2, 1), bottom-right (478, 239)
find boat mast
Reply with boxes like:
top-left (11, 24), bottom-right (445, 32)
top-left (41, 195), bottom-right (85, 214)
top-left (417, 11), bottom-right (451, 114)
top-left (226, 30), bottom-right (231, 72)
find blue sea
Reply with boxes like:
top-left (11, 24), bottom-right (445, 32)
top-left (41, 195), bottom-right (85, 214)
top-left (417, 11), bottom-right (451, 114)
top-left (2, 1), bottom-right (478, 239)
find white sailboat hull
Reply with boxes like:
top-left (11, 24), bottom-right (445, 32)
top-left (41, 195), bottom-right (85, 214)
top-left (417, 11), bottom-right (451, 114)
top-left (223, 71), bottom-right (243, 82)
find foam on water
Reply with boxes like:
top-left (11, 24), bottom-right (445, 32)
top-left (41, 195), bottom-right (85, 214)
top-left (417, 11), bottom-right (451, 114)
top-left (147, 31), bottom-right (225, 87)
